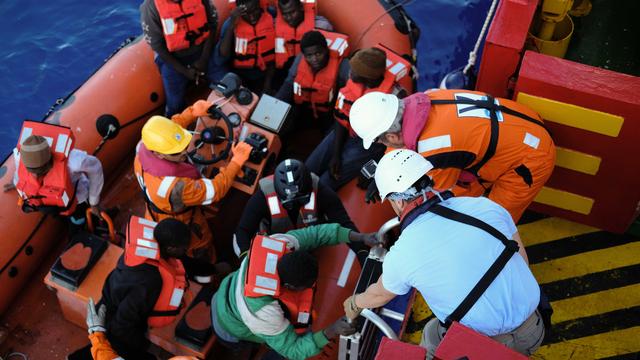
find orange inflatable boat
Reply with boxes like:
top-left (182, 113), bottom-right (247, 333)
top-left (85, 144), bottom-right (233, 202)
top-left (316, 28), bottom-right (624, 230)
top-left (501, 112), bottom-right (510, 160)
top-left (0, 0), bottom-right (416, 358)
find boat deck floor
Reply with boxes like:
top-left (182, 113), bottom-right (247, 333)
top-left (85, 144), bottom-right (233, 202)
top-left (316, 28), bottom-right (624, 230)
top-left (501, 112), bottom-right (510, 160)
top-left (403, 212), bottom-right (640, 359)
top-left (566, 0), bottom-right (640, 77)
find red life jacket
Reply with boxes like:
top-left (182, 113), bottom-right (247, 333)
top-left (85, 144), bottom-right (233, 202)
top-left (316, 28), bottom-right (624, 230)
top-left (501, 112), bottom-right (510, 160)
top-left (15, 121), bottom-right (77, 216)
top-left (244, 235), bottom-right (315, 333)
top-left (232, 5), bottom-right (275, 70)
top-left (274, 0), bottom-right (316, 69)
top-left (258, 174), bottom-right (319, 234)
top-left (154, 0), bottom-right (210, 52)
top-left (335, 44), bottom-right (411, 135)
top-left (293, 30), bottom-right (349, 118)
top-left (124, 215), bottom-right (188, 328)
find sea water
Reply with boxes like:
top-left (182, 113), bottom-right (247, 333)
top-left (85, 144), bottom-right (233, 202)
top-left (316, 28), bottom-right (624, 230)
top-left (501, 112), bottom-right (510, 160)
top-left (0, 0), bottom-right (492, 158)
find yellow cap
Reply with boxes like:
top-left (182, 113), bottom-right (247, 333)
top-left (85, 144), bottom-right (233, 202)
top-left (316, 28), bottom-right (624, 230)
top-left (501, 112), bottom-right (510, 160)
top-left (141, 116), bottom-right (192, 155)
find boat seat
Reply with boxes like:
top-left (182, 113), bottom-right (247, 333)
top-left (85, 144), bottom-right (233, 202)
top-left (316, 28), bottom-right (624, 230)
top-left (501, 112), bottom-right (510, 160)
top-left (44, 241), bottom-right (217, 358)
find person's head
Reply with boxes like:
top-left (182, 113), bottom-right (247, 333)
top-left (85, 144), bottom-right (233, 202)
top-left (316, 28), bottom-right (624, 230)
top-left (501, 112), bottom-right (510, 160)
top-left (20, 135), bottom-right (53, 176)
top-left (237, 0), bottom-right (263, 25)
top-left (278, 0), bottom-right (305, 27)
top-left (375, 149), bottom-right (434, 216)
top-left (277, 251), bottom-right (318, 290)
top-left (349, 48), bottom-right (387, 88)
top-left (154, 218), bottom-right (190, 259)
top-left (273, 159), bottom-right (313, 211)
top-left (350, 92), bottom-right (404, 150)
top-left (141, 116), bottom-right (192, 163)
top-left (300, 31), bottom-right (329, 72)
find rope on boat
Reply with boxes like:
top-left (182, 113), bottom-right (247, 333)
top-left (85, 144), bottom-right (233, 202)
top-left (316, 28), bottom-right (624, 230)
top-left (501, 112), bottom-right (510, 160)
top-left (463, 0), bottom-right (499, 75)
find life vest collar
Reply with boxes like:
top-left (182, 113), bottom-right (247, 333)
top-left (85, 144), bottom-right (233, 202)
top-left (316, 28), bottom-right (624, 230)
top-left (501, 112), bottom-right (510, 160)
top-left (399, 190), bottom-right (454, 230)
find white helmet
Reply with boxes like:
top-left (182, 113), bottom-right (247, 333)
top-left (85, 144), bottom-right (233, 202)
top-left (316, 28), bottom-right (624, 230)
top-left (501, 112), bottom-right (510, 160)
top-left (350, 92), bottom-right (400, 150)
top-left (375, 149), bottom-right (434, 201)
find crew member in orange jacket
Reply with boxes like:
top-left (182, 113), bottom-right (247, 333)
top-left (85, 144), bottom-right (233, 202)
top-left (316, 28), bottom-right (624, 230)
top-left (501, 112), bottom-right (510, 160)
top-left (217, 0), bottom-right (276, 93)
top-left (134, 114), bottom-right (252, 261)
top-left (305, 47), bottom-right (408, 190)
top-left (349, 89), bottom-right (556, 222)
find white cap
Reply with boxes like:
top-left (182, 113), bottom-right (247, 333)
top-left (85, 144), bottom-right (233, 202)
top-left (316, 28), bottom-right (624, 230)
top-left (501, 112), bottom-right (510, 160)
top-left (375, 149), bottom-right (434, 201)
top-left (350, 92), bottom-right (400, 149)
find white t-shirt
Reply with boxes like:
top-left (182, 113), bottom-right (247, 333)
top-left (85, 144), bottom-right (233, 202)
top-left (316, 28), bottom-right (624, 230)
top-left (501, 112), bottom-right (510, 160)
top-left (382, 196), bottom-right (539, 336)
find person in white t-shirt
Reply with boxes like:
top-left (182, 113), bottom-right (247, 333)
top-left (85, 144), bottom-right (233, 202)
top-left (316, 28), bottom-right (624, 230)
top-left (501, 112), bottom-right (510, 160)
top-left (343, 149), bottom-right (544, 358)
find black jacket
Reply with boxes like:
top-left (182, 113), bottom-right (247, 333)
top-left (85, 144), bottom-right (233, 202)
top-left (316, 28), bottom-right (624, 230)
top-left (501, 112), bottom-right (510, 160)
top-left (235, 179), bottom-right (358, 254)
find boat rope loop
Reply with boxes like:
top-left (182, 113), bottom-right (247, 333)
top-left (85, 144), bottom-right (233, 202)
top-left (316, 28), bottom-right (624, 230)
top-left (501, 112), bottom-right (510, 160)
top-left (463, 0), bottom-right (499, 75)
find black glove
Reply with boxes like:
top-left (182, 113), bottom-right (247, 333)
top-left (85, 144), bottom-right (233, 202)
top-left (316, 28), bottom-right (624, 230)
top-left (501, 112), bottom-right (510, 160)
top-left (323, 316), bottom-right (357, 339)
top-left (365, 179), bottom-right (381, 204)
top-left (356, 173), bottom-right (372, 190)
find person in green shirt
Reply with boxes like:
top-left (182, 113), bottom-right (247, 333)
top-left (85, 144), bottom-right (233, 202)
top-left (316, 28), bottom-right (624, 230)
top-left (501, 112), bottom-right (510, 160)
top-left (211, 223), bottom-right (380, 359)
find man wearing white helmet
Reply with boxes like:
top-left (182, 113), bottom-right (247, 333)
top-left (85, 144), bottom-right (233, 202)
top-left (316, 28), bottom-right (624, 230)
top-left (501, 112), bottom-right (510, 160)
top-left (349, 89), bottom-right (556, 222)
top-left (343, 149), bottom-right (544, 357)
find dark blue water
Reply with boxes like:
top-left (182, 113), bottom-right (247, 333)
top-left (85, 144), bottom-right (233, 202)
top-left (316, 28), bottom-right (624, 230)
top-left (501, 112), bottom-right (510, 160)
top-left (0, 0), bottom-right (491, 158)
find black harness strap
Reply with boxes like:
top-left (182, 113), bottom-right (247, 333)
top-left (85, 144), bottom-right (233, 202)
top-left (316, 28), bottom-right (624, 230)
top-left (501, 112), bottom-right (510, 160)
top-left (429, 95), bottom-right (550, 176)
top-left (427, 204), bottom-right (519, 327)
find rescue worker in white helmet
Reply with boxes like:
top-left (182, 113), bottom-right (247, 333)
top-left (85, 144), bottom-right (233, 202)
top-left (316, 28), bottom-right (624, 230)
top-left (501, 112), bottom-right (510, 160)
top-left (234, 159), bottom-right (367, 261)
top-left (344, 149), bottom-right (544, 358)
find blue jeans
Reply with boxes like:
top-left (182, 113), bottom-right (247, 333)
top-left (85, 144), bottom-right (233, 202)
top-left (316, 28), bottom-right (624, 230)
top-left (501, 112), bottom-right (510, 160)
top-left (305, 130), bottom-right (386, 190)
top-left (155, 53), bottom-right (228, 117)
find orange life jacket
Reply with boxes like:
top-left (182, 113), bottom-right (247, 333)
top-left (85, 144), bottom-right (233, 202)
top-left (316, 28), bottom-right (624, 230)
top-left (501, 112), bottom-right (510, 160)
top-left (232, 6), bottom-right (275, 70)
top-left (293, 30), bottom-right (349, 118)
top-left (154, 0), bottom-right (210, 52)
top-left (418, 90), bottom-right (552, 183)
top-left (244, 235), bottom-right (314, 333)
top-left (258, 174), bottom-right (319, 233)
top-left (15, 121), bottom-right (77, 216)
top-left (335, 44), bottom-right (410, 135)
top-left (124, 215), bottom-right (187, 328)
top-left (274, 0), bottom-right (316, 69)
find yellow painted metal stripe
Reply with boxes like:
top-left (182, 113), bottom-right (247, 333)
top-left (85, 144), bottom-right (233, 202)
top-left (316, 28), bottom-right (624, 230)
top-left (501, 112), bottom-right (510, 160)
top-left (403, 292), bottom-right (433, 344)
top-left (555, 147), bottom-right (602, 175)
top-left (551, 284), bottom-right (640, 324)
top-left (534, 187), bottom-right (594, 215)
top-left (531, 242), bottom-right (640, 284)
top-left (518, 217), bottom-right (599, 247)
top-left (532, 326), bottom-right (640, 359)
top-left (517, 92), bottom-right (624, 137)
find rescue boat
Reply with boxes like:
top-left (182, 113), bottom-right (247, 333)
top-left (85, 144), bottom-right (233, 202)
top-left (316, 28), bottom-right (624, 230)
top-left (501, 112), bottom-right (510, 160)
top-left (0, 0), bottom-right (415, 358)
